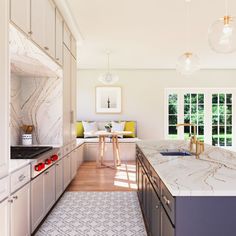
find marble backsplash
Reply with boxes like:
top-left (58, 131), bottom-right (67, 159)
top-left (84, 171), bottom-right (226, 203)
top-left (11, 74), bottom-right (63, 146)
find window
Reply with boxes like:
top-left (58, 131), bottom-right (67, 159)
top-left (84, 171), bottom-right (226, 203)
top-left (168, 94), bottom-right (178, 139)
top-left (184, 93), bottom-right (204, 141)
top-left (212, 94), bottom-right (232, 147)
top-left (165, 89), bottom-right (235, 150)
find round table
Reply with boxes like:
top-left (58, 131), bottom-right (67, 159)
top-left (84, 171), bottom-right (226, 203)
top-left (95, 131), bottom-right (132, 169)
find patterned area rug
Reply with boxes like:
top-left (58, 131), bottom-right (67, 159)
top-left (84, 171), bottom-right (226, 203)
top-left (35, 192), bottom-right (147, 236)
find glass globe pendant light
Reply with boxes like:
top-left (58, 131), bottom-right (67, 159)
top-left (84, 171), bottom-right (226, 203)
top-left (176, 0), bottom-right (200, 76)
top-left (208, 0), bottom-right (236, 53)
top-left (98, 52), bottom-right (119, 85)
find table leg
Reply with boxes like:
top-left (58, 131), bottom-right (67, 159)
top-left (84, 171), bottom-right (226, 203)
top-left (115, 136), bottom-right (121, 166)
top-left (112, 136), bottom-right (117, 169)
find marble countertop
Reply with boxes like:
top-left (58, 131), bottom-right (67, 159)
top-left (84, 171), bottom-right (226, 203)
top-left (137, 140), bottom-right (236, 197)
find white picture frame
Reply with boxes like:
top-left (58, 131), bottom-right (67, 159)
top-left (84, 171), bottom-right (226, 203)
top-left (96, 87), bottom-right (122, 113)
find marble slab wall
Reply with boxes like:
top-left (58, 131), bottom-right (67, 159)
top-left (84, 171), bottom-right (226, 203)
top-left (11, 75), bottom-right (63, 146)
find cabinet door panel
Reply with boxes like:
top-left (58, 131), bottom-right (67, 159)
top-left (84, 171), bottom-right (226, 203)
top-left (44, 0), bottom-right (55, 57)
top-left (10, 0), bottom-right (30, 34)
top-left (150, 185), bottom-right (161, 236)
top-left (55, 9), bottom-right (63, 65)
top-left (55, 159), bottom-right (63, 200)
top-left (31, 174), bottom-right (44, 233)
top-left (31, 0), bottom-right (45, 48)
top-left (71, 150), bottom-right (77, 179)
top-left (10, 183), bottom-right (30, 236)
top-left (63, 46), bottom-right (71, 145)
top-left (0, 198), bottom-right (8, 236)
top-left (44, 166), bottom-right (55, 213)
top-left (161, 206), bottom-right (175, 236)
top-left (63, 154), bottom-right (71, 189)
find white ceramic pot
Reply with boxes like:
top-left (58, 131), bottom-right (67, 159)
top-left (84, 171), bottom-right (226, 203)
top-left (22, 134), bottom-right (32, 145)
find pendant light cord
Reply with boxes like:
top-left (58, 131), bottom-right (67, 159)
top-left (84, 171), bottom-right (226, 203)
top-left (107, 52), bottom-right (110, 73)
top-left (185, 0), bottom-right (191, 52)
top-left (225, 0), bottom-right (229, 16)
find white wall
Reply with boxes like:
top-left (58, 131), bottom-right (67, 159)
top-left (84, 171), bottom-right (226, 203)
top-left (77, 69), bottom-right (236, 139)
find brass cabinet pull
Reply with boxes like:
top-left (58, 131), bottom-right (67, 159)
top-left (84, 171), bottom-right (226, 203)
top-left (163, 195), bottom-right (170, 205)
top-left (13, 196), bottom-right (18, 200)
top-left (44, 46), bottom-right (49, 50)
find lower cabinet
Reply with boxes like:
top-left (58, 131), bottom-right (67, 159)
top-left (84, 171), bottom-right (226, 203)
top-left (77, 145), bottom-right (84, 168)
top-left (71, 150), bottom-right (77, 179)
top-left (0, 198), bottom-right (9, 236)
top-left (55, 159), bottom-right (63, 200)
top-left (63, 154), bottom-right (71, 190)
top-left (10, 183), bottom-right (30, 236)
top-left (137, 155), bottom-right (174, 236)
top-left (31, 166), bottom-right (56, 233)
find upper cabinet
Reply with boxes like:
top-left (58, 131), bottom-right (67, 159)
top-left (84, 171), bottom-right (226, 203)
top-left (44, 0), bottom-right (55, 58)
top-left (55, 9), bottom-right (63, 65)
top-left (31, 0), bottom-right (45, 50)
top-left (10, 0), bottom-right (31, 35)
top-left (10, 0), bottom-right (76, 66)
top-left (31, 0), bottom-right (55, 58)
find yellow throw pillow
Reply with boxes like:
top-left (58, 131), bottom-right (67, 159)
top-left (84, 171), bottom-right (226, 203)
top-left (76, 121), bottom-right (84, 138)
top-left (124, 121), bottom-right (136, 138)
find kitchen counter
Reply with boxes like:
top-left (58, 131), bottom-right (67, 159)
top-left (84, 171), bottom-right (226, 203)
top-left (137, 140), bottom-right (236, 196)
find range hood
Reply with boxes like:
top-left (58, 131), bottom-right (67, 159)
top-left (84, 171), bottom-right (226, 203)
top-left (9, 25), bottom-right (62, 78)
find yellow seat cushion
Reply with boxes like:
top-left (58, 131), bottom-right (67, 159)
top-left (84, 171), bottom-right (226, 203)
top-left (76, 121), bottom-right (84, 138)
top-left (124, 121), bottom-right (136, 138)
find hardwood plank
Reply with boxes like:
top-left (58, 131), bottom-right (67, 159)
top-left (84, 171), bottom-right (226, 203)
top-left (66, 161), bottom-right (137, 192)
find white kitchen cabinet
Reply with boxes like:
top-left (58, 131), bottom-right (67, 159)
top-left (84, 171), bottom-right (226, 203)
top-left (31, 0), bottom-right (55, 58)
top-left (63, 23), bottom-right (71, 49)
top-left (55, 9), bottom-right (63, 65)
top-left (0, 0), bottom-right (9, 178)
top-left (71, 35), bottom-right (77, 58)
top-left (10, 0), bottom-right (30, 35)
top-left (31, 0), bottom-right (45, 49)
top-left (44, 165), bottom-right (56, 214)
top-left (70, 55), bottom-right (77, 141)
top-left (31, 166), bottom-right (55, 233)
top-left (31, 174), bottom-right (44, 233)
top-left (10, 183), bottom-right (30, 236)
top-left (0, 198), bottom-right (9, 236)
top-left (71, 150), bottom-right (77, 179)
top-left (44, 0), bottom-right (55, 58)
top-left (63, 46), bottom-right (71, 145)
top-left (55, 159), bottom-right (63, 200)
top-left (77, 145), bottom-right (84, 168)
top-left (63, 154), bottom-right (71, 190)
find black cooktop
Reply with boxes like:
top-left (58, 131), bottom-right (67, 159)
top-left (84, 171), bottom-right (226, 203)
top-left (11, 146), bottom-right (53, 159)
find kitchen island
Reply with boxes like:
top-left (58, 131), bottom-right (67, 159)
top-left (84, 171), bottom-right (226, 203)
top-left (136, 140), bottom-right (236, 236)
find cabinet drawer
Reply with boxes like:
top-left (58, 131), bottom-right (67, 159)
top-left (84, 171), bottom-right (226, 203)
top-left (0, 176), bottom-right (9, 202)
top-left (70, 140), bottom-right (77, 151)
top-left (149, 166), bottom-right (161, 196)
top-left (161, 181), bottom-right (175, 224)
top-left (11, 165), bottom-right (30, 193)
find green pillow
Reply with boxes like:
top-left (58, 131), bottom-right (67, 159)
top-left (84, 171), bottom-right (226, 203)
top-left (124, 121), bottom-right (136, 138)
top-left (76, 121), bottom-right (84, 138)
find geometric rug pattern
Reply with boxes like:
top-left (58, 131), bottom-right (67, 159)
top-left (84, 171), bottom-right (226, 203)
top-left (35, 192), bottom-right (147, 236)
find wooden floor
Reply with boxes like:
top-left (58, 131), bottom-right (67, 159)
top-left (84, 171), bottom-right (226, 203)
top-left (67, 161), bottom-right (137, 191)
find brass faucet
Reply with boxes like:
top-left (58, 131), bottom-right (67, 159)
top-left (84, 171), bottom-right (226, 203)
top-left (176, 123), bottom-right (204, 158)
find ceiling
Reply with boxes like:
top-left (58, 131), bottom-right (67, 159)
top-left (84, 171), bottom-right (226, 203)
top-left (66, 0), bottom-right (236, 69)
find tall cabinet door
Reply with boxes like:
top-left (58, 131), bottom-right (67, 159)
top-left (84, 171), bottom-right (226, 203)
top-left (0, 198), bottom-right (9, 236)
top-left (31, 174), bottom-right (44, 233)
top-left (55, 9), bottom-right (63, 65)
top-left (63, 46), bottom-right (71, 145)
top-left (55, 159), bottom-right (63, 200)
top-left (31, 0), bottom-right (45, 49)
top-left (70, 56), bottom-right (77, 141)
top-left (10, 183), bottom-right (30, 236)
top-left (10, 0), bottom-right (30, 35)
top-left (44, 0), bottom-right (55, 58)
top-left (44, 166), bottom-right (56, 213)
top-left (63, 154), bottom-right (71, 190)
top-left (0, 0), bottom-right (9, 178)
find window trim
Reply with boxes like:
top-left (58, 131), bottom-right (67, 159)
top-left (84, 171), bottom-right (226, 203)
top-left (164, 88), bottom-right (236, 151)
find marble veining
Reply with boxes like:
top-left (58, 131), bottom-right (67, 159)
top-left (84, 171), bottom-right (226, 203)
top-left (137, 140), bottom-right (236, 196)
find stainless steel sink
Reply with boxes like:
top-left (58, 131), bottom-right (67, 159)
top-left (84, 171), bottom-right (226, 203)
top-left (160, 149), bottom-right (192, 156)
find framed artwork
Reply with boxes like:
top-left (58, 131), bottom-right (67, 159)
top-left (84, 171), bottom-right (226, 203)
top-left (96, 87), bottom-right (122, 113)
